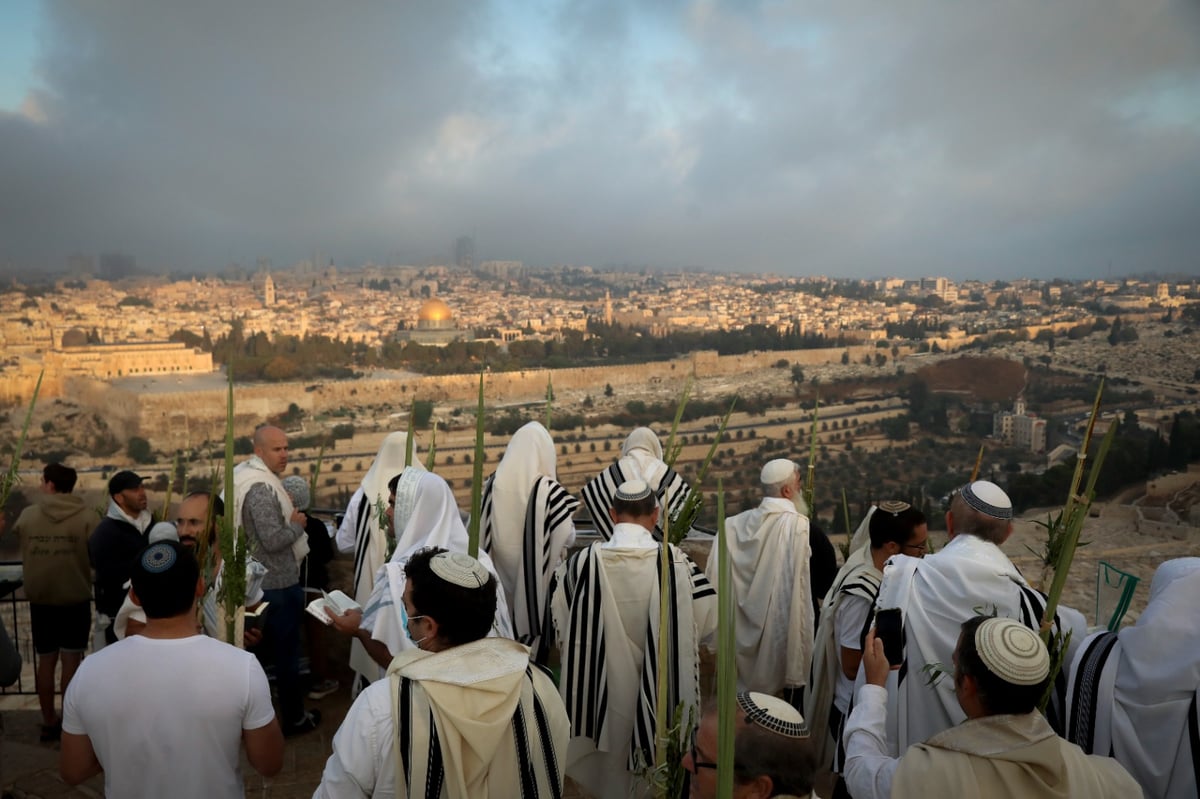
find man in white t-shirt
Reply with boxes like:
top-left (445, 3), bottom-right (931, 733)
top-left (60, 540), bottom-right (283, 797)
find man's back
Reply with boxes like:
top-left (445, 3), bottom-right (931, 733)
top-left (62, 634), bottom-right (274, 797)
top-left (13, 494), bottom-right (94, 605)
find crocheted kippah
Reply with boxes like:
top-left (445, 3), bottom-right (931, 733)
top-left (975, 618), bottom-right (1049, 686)
top-left (139, 542), bottom-right (178, 574)
top-left (615, 480), bottom-right (652, 501)
top-left (736, 691), bottom-right (809, 738)
top-left (960, 480), bottom-right (1013, 520)
top-left (281, 475), bottom-right (311, 510)
top-left (877, 500), bottom-right (912, 516)
top-left (430, 552), bottom-right (490, 589)
top-left (760, 459), bottom-right (796, 485)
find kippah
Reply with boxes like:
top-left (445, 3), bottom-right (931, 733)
top-left (960, 480), bottom-right (1013, 520)
top-left (147, 521), bottom-right (180, 544)
top-left (760, 459), bottom-right (796, 485)
top-left (736, 691), bottom-right (809, 738)
top-left (877, 500), bottom-right (911, 516)
top-left (430, 552), bottom-right (490, 589)
top-left (615, 479), bottom-right (652, 501)
top-left (975, 618), bottom-right (1049, 686)
top-left (140, 542), bottom-right (178, 574)
top-left (281, 475), bottom-right (311, 510)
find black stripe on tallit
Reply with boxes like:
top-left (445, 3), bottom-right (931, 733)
top-left (1067, 631), bottom-right (1118, 750)
top-left (1188, 692), bottom-right (1200, 793)
top-left (512, 703), bottom-right (538, 799)
top-left (520, 485), bottom-right (542, 644)
top-left (399, 677), bottom-right (413, 791)
top-left (579, 464), bottom-right (622, 541)
top-left (351, 492), bottom-right (371, 596)
top-left (530, 670), bottom-right (563, 799)
top-left (688, 560), bottom-right (716, 599)
top-left (424, 709), bottom-right (444, 799)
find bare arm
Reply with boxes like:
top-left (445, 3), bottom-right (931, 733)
top-left (841, 645), bottom-right (864, 681)
top-left (60, 732), bottom-right (103, 785)
top-left (243, 718), bottom-right (284, 777)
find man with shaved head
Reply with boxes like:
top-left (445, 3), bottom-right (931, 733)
top-left (231, 424), bottom-right (319, 735)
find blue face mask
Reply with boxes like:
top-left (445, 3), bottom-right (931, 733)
top-left (400, 604), bottom-right (427, 648)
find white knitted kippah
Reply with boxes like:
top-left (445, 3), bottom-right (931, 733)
top-left (760, 459), bottom-right (796, 485)
top-left (430, 552), bottom-right (490, 589)
top-left (147, 521), bottom-right (180, 544)
top-left (960, 480), bottom-right (1013, 520)
top-left (615, 479), bottom-right (652, 501)
top-left (736, 691), bottom-right (809, 738)
top-left (975, 618), bottom-right (1049, 686)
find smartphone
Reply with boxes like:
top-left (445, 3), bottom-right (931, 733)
top-left (875, 607), bottom-right (905, 666)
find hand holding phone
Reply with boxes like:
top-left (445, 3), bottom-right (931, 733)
top-left (874, 607), bottom-right (905, 667)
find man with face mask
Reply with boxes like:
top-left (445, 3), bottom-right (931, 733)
top-left (706, 459), bottom-right (814, 702)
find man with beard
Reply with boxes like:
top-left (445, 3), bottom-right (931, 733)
top-left (707, 459), bottom-right (813, 703)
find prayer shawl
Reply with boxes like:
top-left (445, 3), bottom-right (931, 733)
top-left (345, 433), bottom-right (421, 685)
top-left (580, 427), bottom-right (690, 541)
top-left (807, 544), bottom-right (882, 771)
top-left (360, 471), bottom-right (513, 683)
top-left (550, 541), bottom-right (716, 799)
top-left (871, 534), bottom-right (1086, 756)
top-left (229, 454), bottom-right (308, 564)
top-left (480, 422), bottom-right (578, 649)
top-left (1066, 558), bottom-right (1200, 799)
top-left (705, 496), bottom-right (814, 695)
top-left (388, 637), bottom-right (569, 799)
top-left (891, 711), bottom-right (1142, 799)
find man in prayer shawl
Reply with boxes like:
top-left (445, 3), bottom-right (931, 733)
top-left (334, 432), bottom-right (420, 688)
top-left (806, 502), bottom-right (926, 782)
top-left (684, 691), bottom-right (820, 799)
top-left (325, 469), bottom-right (513, 685)
top-left (315, 548), bottom-right (569, 799)
top-left (707, 459), bottom-right (814, 701)
top-left (550, 479), bottom-right (717, 799)
top-left (843, 616), bottom-right (1141, 799)
top-left (867, 480), bottom-right (1087, 756)
top-left (580, 427), bottom-right (691, 540)
top-left (479, 420), bottom-right (578, 650)
top-left (1066, 557), bottom-right (1200, 799)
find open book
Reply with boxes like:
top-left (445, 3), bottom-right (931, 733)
top-left (306, 590), bottom-right (361, 625)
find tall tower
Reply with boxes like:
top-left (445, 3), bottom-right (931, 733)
top-left (604, 290), bottom-right (613, 325)
top-left (263, 273), bottom-right (276, 307)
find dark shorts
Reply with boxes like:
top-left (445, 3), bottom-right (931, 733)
top-left (30, 602), bottom-right (91, 655)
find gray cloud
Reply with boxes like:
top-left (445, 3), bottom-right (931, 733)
top-left (1, 0), bottom-right (1198, 278)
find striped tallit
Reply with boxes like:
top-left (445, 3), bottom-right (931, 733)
top-left (391, 644), bottom-right (567, 799)
top-left (480, 473), bottom-right (579, 648)
top-left (551, 542), bottom-right (713, 796)
top-left (579, 462), bottom-right (690, 541)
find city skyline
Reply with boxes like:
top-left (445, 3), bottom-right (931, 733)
top-left (1, 2), bottom-right (1198, 279)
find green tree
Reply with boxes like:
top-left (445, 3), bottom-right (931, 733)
top-left (127, 436), bottom-right (154, 464)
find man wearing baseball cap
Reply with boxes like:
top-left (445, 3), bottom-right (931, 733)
top-left (88, 470), bottom-right (152, 645)
top-left (843, 616), bottom-right (1140, 798)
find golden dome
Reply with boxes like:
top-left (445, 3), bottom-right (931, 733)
top-left (418, 298), bottom-right (453, 322)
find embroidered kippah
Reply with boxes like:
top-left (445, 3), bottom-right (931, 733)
top-left (960, 480), bottom-right (1013, 520)
top-left (975, 618), bottom-right (1049, 686)
top-left (736, 691), bottom-right (809, 738)
top-left (140, 542), bottom-right (178, 574)
top-left (430, 552), bottom-right (490, 589)
top-left (615, 479), bottom-right (652, 501)
top-left (760, 459), bottom-right (796, 485)
top-left (281, 475), bottom-right (310, 510)
top-left (147, 522), bottom-right (180, 544)
top-left (877, 500), bottom-right (911, 516)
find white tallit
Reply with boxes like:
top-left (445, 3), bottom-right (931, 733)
top-left (360, 471), bottom-right (513, 683)
top-left (343, 433), bottom-right (421, 684)
top-left (1066, 557), bottom-right (1200, 799)
top-left (580, 427), bottom-right (691, 541)
top-left (872, 534), bottom-right (1087, 756)
top-left (706, 496), bottom-right (814, 694)
top-left (480, 421), bottom-right (578, 647)
top-left (229, 454), bottom-right (307, 564)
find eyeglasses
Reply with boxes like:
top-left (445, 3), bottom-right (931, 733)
top-left (901, 541), bottom-right (928, 555)
top-left (687, 730), bottom-right (718, 773)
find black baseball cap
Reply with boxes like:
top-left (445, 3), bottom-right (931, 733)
top-left (108, 470), bottom-right (145, 496)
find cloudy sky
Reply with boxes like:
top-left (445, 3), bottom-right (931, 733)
top-left (1, 1), bottom-right (1198, 279)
